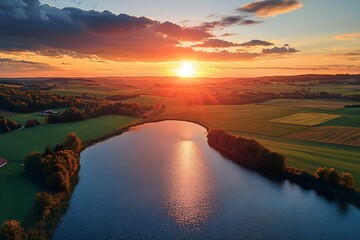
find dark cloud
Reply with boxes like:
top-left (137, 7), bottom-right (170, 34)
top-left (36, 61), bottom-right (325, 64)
top-left (238, 0), bottom-right (303, 17)
top-left (199, 16), bottom-right (261, 30)
top-left (240, 19), bottom-right (263, 25)
top-left (0, 57), bottom-right (59, 71)
top-left (156, 21), bottom-right (212, 41)
top-left (192, 39), bottom-right (273, 48)
top-left (239, 39), bottom-right (274, 47)
top-left (192, 39), bottom-right (240, 48)
top-left (262, 46), bottom-right (299, 54)
top-left (0, 1), bottom-right (299, 62)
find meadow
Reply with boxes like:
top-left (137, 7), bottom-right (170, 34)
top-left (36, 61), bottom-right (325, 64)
top-left (0, 115), bottom-right (137, 224)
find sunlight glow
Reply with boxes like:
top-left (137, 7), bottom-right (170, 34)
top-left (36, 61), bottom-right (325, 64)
top-left (177, 62), bottom-right (195, 78)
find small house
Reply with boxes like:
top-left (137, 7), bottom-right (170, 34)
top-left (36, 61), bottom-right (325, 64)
top-left (0, 157), bottom-right (7, 168)
top-left (40, 109), bottom-right (59, 116)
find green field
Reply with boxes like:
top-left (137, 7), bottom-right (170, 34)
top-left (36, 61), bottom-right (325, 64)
top-left (7, 108), bottom-right (68, 125)
top-left (150, 104), bottom-right (314, 136)
top-left (0, 115), bottom-right (137, 224)
top-left (271, 113), bottom-right (341, 126)
top-left (262, 99), bottom-right (360, 110)
top-left (288, 126), bottom-right (360, 147)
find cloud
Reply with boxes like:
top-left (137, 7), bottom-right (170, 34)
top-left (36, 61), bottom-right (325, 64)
top-left (199, 15), bottom-right (262, 31)
top-left (330, 50), bottom-right (360, 61)
top-left (0, 57), bottom-right (59, 71)
top-left (192, 39), bottom-right (240, 48)
top-left (0, 1), bottom-right (299, 62)
top-left (262, 46), bottom-right (299, 54)
top-left (238, 0), bottom-right (303, 17)
top-left (156, 21), bottom-right (212, 41)
top-left (192, 39), bottom-right (273, 48)
top-left (239, 39), bottom-right (274, 47)
top-left (335, 33), bottom-right (360, 40)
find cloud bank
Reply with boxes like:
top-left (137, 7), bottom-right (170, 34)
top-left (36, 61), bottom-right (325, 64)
top-left (0, 0), bottom-right (299, 62)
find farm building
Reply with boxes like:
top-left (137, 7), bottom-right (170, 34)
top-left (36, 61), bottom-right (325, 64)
top-left (40, 109), bottom-right (59, 116)
top-left (0, 157), bottom-right (7, 168)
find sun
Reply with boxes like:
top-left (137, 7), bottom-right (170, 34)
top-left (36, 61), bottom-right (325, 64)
top-left (177, 62), bottom-right (195, 78)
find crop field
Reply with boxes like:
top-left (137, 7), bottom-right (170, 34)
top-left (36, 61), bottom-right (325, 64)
top-left (0, 115), bottom-right (137, 223)
top-left (287, 126), bottom-right (360, 147)
top-left (271, 113), bottom-right (341, 126)
top-left (261, 99), bottom-right (360, 110)
top-left (226, 131), bottom-right (360, 187)
top-left (149, 104), bottom-right (312, 136)
top-left (124, 95), bottom-right (186, 109)
top-left (320, 108), bottom-right (360, 128)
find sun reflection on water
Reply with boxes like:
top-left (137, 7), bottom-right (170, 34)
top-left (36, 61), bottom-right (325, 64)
top-left (164, 140), bottom-right (215, 230)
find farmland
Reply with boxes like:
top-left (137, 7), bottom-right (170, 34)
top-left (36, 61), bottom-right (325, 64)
top-left (270, 113), bottom-right (341, 126)
top-left (262, 99), bottom-right (360, 110)
top-left (287, 126), bottom-right (360, 147)
top-left (1, 75), bottom-right (360, 227)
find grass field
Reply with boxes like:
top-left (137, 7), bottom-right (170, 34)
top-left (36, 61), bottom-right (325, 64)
top-left (287, 126), bottom-right (360, 147)
top-left (321, 108), bottom-right (360, 128)
top-left (7, 108), bottom-right (68, 125)
top-left (124, 95), bottom-right (186, 109)
top-left (262, 99), bottom-right (360, 110)
top-left (271, 113), bottom-right (341, 126)
top-left (0, 115), bottom-right (137, 224)
top-left (149, 104), bottom-right (311, 136)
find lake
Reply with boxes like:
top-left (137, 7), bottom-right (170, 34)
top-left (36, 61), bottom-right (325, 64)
top-left (53, 121), bottom-right (360, 240)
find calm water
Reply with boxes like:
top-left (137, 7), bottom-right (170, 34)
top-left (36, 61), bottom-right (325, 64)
top-left (53, 121), bottom-right (360, 240)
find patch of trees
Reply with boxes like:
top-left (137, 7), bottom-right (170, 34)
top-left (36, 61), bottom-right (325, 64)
top-left (0, 134), bottom-right (83, 240)
top-left (25, 133), bottom-right (81, 192)
top-left (47, 102), bottom-right (153, 124)
top-left (105, 94), bottom-right (140, 101)
top-left (0, 220), bottom-right (26, 240)
top-left (0, 116), bottom-right (21, 133)
top-left (207, 129), bottom-right (360, 205)
top-left (0, 87), bottom-right (95, 113)
top-left (207, 129), bottom-right (285, 174)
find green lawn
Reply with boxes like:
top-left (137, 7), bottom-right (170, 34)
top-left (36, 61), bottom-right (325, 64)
top-left (0, 115), bottom-right (137, 224)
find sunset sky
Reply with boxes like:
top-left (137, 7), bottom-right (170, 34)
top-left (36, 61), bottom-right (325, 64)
top-left (0, 0), bottom-right (359, 77)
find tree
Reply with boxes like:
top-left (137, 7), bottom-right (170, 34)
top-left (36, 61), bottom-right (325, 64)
top-left (340, 173), bottom-right (355, 188)
top-left (0, 220), bottom-right (26, 240)
top-left (314, 167), bottom-right (340, 185)
top-left (62, 133), bottom-right (82, 153)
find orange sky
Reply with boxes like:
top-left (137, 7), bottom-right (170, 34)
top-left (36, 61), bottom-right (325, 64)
top-left (0, 0), bottom-right (359, 78)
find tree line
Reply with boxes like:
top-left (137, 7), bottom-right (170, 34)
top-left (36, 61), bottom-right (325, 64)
top-left (47, 102), bottom-right (153, 124)
top-left (0, 87), bottom-right (93, 113)
top-left (207, 129), bottom-right (359, 204)
top-left (0, 133), bottom-right (82, 240)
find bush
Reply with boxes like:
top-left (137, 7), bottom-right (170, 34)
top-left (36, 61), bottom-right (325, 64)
top-left (0, 220), bottom-right (26, 240)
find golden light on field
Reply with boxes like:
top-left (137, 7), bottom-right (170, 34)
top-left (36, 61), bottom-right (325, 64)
top-left (177, 62), bottom-right (195, 78)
